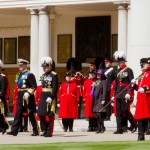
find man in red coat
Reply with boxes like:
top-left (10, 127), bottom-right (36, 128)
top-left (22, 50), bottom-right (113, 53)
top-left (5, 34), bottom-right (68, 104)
top-left (83, 66), bottom-right (97, 131)
top-left (58, 72), bottom-right (79, 132)
top-left (132, 58), bottom-right (150, 141)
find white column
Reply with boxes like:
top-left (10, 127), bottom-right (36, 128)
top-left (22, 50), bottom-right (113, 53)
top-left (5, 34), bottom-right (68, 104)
top-left (30, 9), bottom-right (39, 83)
top-left (118, 5), bottom-right (128, 55)
top-left (39, 7), bottom-right (50, 77)
top-left (128, 0), bottom-right (150, 77)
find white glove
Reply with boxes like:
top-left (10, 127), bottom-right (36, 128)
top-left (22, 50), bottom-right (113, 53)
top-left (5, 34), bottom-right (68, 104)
top-left (57, 103), bottom-right (60, 107)
top-left (125, 94), bottom-right (131, 100)
top-left (0, 99), bottom-right (1, 103)
top-left (23, 92), bottom-right (30, 100)
top-left (111, 102), bottom-right (114, 107)
top-left (138, 87), bottom-right (145, 93)
top-left (131, 79), bottom-right (136, 84)
top-left (111, 96), bottom-right (115, 101)
top-left (46, 97), bottom-right (52, 103)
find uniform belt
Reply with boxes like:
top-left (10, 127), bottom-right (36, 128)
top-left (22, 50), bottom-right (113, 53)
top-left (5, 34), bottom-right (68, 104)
top-left (118, 83), bottom-right (129, 87)
top-left (18, 88), bottom-right (29, 91)
top-left (42, 88), bottom-right (52, 92)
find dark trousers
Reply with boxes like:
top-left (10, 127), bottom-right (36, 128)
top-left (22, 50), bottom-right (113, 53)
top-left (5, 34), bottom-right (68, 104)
top-left (116, 98), bottom-right (136, 132)
top-left (96, 113), bottom-right (105, 132)
top-left (105, 91), bottom-right (112, 119)
top-left (19, 116), bottom-right (28, 131)
top-left (138, 119), bottom-right (147, 140)
top-left (39, 115), bottom-right (54, 136)
top-left (62, 118), bottom-right (74, 131)
top-left (0, 114), bottom-right (9, 131)
top-left (11, 106), bottom-right (39, 134)
top-left (88, 117), bottom-right (97, 131)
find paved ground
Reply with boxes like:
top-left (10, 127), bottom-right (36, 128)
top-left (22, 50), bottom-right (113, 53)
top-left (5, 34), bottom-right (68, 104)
top-left (1, 113), bottom-right (150, 144)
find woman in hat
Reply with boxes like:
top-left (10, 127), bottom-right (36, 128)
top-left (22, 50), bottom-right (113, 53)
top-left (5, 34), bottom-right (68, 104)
top-left (92, 69), bottom-right (107, 133)
top-left (57, 72), bottom-right (79, 132)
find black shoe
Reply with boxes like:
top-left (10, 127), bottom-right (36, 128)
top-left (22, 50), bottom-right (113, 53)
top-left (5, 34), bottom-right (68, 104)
top-left (137, 138), bottom-right (145, 141)
top-left (40, 132), bottom-right (46, 136)
top-left (1, 128), bottom-right (6, 135)
top-left (113, 130), bottom-right (123, 134)
top-left (95, 130), bottom-right (101, 134)
top-left (69, 129), bottom-right (73, 132)
top-left (101, 127), bottom-right (105, 133)
top-left (7, 131), bottom-right (18, 136)
top-left (44, 134), bottom-right (52, 137)
top-left (31, 132), bottom-right (39, 136)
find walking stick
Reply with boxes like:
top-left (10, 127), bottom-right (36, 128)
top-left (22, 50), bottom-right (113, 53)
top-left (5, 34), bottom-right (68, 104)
top-left (98, 74), bottom-right (141, 112)
top-left (53, 112), bottom-right (64, 131)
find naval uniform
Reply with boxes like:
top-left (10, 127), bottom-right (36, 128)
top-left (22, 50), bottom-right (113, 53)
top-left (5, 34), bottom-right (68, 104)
top-left (10, 69), bottom-right (39, 136)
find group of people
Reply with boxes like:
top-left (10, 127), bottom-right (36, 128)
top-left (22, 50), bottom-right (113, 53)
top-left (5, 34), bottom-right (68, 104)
top-left (0, 50), bottom-right (150, 141)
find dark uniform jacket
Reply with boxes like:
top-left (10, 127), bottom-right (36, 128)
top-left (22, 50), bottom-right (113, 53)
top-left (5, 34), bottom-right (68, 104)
top-left (0, 73), bottom-right (7, 115)
top-left (37, 71), bottom-right (58, 116)
top-left (92, 80), bottom-right (107, 113)
top-left (115, 66), bottom-right (134, 99)
top-left (16, 69), bottom-right (37, 112)
top-left (104, 67), bottom-right (116, 92)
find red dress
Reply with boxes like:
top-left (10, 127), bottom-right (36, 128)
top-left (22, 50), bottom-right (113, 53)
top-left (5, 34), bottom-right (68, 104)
top-left (58, 81), bottom-right (79, 118)
top-left (82, 78), bottom-right (96, 117)
top-left (134, 71), bottom-right (150, 120)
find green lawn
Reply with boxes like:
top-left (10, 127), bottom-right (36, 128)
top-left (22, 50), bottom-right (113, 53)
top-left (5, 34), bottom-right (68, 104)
top-left (0, 141), bottom-right (149, 150)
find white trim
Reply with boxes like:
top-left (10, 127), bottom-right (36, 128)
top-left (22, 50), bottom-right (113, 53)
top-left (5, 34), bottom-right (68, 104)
top-left (0, 0), bottom-right (117, 9)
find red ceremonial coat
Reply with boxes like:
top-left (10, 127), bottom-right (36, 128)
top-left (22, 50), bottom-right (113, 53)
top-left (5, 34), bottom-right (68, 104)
top-left (134, 71), bottom-right (150, 120)
top-left (82, 78), bottom-right (96, 117)
top-left (58, 81), bottom-right (79, 118)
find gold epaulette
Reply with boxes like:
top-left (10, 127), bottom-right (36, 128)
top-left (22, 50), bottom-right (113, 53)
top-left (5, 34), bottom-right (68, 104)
top-left (52, 71), bottom-right (57, 75)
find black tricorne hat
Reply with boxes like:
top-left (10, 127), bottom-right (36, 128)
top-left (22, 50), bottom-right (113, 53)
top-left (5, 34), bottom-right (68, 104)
top-left (140, 57), bottom-right (150, 65)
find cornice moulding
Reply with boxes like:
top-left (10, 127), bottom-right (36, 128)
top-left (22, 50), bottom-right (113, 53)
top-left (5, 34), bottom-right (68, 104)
top-left (0, 0), bottom-right (117, 9)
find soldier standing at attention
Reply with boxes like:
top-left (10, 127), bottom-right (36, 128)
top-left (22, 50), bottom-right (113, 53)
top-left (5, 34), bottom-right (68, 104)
top-left (7, 59), bottom-right (39, 136)
top-left (0, 59), bottom-right (9, 134)
top-left (37, 57), bottom-right (58, 137)
top-left (104, 58), bottom-right (116, 121)
top-left (113, 51), bottom-right (137, 134)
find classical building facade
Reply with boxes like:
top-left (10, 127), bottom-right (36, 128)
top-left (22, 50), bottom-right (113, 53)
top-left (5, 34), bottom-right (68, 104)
top-left (0, 0), bottom-right (150, 101)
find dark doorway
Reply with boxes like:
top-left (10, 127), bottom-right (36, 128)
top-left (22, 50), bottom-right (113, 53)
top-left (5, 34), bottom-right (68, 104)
top-left (75, 16), bottom-right (111, 63)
